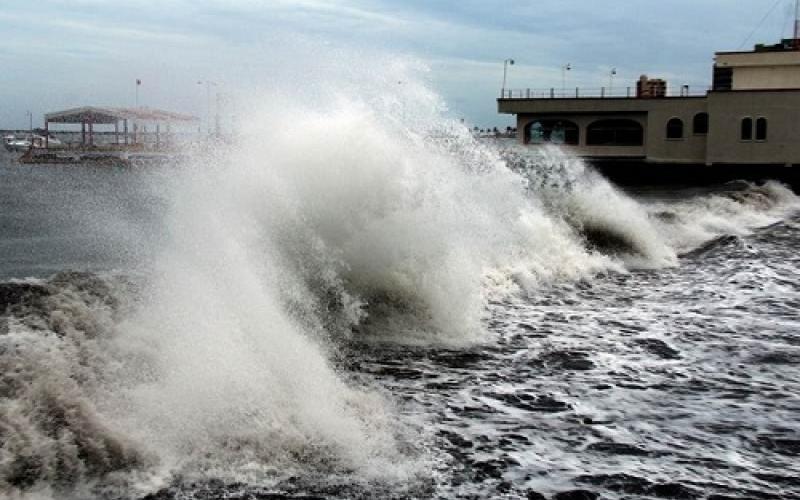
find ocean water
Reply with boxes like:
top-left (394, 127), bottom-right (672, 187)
top-left (1, 87), bottom-right (800, 500)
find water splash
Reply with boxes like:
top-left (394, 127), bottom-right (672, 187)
top-left (2, 57), bottom-right (800, 499)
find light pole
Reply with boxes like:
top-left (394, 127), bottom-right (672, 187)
top-left (561, 63), bottom-right (571, 96)
top-left (26, 111), bottom-right (32, 135)
top-left (609, 68), bottom-right (617, 96)
top-left (501, 58), bottom-right (514, 98)
top-left (197, 80), bottom-right (218, 136)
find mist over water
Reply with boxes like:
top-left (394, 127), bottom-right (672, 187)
top-left (2, 53), bottom-right (800, 499)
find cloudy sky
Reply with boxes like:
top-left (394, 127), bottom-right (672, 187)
top-left (0, 0), bottom-right (795, 128)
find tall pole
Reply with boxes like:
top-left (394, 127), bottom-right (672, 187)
top-left (609, 68), bottom-right (617, 95)
top-left (206, 82), bottom-right (211, 135)
top-left (795, 0), bottom-right (800, 49)
top-left (215, 91), bottom-right (221, 138)
top-left (26, 111), bottom-right (32, 134)
top-left (501, 58), bottom-right (514, 97)
top-left (198, 80), bottom-right (216, 136)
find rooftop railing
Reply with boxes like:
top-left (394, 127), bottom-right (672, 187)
top-left (499, 86), bottom-right (711, 99)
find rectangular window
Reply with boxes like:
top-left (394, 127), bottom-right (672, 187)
top-left (712, 66), bottom-right (733, 91)
top-left (741, 118), bottom-right (753, 141)
top-left (755, 118), bottom-right (768, 141)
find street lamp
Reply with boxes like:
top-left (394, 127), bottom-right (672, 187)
top-left (197, 80), bottom-right (218, 136)
top-left (502, 58), bottom-right (514, 98)
top-left (561, 63), bottom-right (572, 96)
top-left (25, 111), bottom-right (32, 134)
top-left (609, 68), bottom-right (617, 95)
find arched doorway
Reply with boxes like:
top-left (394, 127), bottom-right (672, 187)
top-left (524, 119), bottom-right (579, 145)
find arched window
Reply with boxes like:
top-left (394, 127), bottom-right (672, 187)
top-left (586, 119), bottom-right (643, 146)
top-left (741, 117), bottom-right (753, 141)
top-left (524, 119), bottom-right (579, 145)
top-left (755, 117), bottom-right (768, 141)
top-left (666, 118), bottom-right (684, 139)
top-left (693, 113), bottom-right (709, 135)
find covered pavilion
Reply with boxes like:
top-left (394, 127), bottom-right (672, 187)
top-left (44, 106), bottom-right (199, 148)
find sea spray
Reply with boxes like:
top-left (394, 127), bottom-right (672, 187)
top-left (0, 273), bottom-right (148, 497)
top-left (3, 55), bottom-right (800, 499)
top-left (222, 93), bottom-right (620, 341)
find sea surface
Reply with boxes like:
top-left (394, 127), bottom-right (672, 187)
top-left (1, 125), bottom-right (800, 500)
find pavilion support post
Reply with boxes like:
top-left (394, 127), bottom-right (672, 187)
top-left (45, 121), bottom-right (49, 149)
top-left (133, 122), bottom-right (138, 145)
top-left (89, 120), bottom-right (94, 147)
top-left (156, 123), bottom-right (160, 149)
top-left (115, 121), bottom-right (119, 146)
top-left (123, 119), bottom-right (129, 145)
top-left (81, 121), bottom-right (86, 146)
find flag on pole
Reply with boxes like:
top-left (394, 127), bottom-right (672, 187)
top-left (136, 79), bottom-right (141, 86)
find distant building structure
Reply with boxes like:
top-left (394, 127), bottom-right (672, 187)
top-left (44, 106), bottom-right (198, 149)
top-left (15, 106), bottom-right (199, 165)
top-left (497, 38), bottom-right (800, 185)
top-left (636, 75), bottom-right (667, 98)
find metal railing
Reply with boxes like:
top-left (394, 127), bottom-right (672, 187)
top-left (499, 86), bottom-right (711, 99)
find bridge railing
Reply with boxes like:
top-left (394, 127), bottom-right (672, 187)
top-left (499, 86), bottom-right (711, 99)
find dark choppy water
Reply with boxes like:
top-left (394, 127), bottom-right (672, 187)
top-left (356, 219), bottom-right (800, 499)
top-left (1, 139), bottom-right (799, 500)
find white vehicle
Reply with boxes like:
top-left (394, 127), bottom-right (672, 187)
top-left (3, 134), bottom-right (62, 152)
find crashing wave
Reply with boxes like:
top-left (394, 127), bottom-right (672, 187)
top-left (2, 60), bottom-right (800, 499)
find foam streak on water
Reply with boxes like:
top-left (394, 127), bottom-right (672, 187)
top-left (1, 66), bottom-right (800, 499)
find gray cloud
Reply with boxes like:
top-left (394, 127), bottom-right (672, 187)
top-left (0, 0), bottom-right (792, 128)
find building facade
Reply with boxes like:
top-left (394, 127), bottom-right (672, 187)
top-left (498, 40), bottom-right (800, 174)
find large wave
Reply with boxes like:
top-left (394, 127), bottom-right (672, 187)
top-left (2, 62), bottom-right (799, 499)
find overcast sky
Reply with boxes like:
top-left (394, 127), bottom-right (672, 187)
top-left (0, 0), bottom-right (795, 128)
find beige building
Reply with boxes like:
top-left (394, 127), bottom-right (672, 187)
top-left (498, 39), bottom-right (800, 179)
top-left (636, 75), bottom-right (667, 98)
